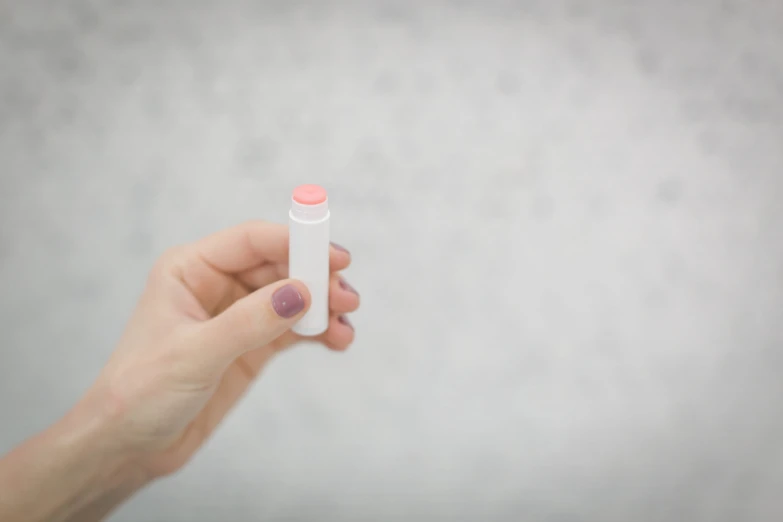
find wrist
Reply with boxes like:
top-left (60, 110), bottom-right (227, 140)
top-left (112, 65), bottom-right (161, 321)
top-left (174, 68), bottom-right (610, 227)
top-left (60, 393), bottom-right (153, 490)
top-left (0, 394), bottom-right (150, 522)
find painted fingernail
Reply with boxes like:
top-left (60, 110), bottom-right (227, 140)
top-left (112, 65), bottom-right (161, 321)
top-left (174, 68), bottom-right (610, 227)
top-left (331, 242), bottom-right (350, 254)
top-left (339, 277), bottom-right (359, 296)
top-left (272, 284), bottom-right (305, 318)
top-left (338, 315), bottom-right (354, 330)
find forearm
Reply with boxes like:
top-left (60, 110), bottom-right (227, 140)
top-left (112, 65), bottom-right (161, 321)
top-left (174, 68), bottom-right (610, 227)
top-left (0, 399), bottom-right (149, 522)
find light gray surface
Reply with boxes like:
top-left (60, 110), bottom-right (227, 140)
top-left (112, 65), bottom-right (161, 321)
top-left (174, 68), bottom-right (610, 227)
top-left (1, 1), bottom-right (783, 520)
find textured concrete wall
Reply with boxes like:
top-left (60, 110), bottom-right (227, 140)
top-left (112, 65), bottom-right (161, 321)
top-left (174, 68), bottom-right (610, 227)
top-left (1, 1), bottom-right (782, 520)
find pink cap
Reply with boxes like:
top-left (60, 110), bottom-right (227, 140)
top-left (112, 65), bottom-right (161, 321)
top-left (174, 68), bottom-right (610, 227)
top-left (292, 184), bottom-right (327, 205)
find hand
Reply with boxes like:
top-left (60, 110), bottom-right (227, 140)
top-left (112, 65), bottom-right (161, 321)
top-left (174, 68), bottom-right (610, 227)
top-left (84, 221), bottom-right (359, 479)
top-left (0, 221), bottom-right (359, 522)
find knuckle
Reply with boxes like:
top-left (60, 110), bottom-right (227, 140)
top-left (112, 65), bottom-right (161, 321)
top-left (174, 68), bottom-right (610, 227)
top-left (148, 244), bottom-right (188, 281)
top-left (160, 244), bottom-right (189, 265)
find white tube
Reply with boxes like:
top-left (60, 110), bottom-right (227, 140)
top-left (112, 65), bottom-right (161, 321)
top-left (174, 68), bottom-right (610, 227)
top-left (289, 185), bottom-right (330, 336)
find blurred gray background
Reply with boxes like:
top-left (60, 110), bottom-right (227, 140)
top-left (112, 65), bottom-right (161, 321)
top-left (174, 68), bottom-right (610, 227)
top-left (1, 0), bottom-right (782, 520)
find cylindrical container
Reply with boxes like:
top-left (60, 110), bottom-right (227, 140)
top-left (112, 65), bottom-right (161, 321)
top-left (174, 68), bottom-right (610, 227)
top-left (289, 184), bottom-right (330, 336)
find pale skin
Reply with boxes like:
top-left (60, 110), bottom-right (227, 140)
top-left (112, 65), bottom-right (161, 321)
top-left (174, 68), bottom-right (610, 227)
top-left (0, 221), bottom-right (360, 522)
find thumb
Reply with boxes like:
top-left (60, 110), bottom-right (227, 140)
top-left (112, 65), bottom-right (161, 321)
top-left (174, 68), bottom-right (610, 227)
top-left (192, 279), bottom-right (311, 371)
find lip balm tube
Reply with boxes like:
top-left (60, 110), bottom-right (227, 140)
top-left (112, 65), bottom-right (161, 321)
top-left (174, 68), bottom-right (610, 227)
top-left (289, 184), bottom-right (330, 336)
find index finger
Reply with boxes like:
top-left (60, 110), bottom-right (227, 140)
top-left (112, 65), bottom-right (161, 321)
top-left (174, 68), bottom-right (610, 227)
top-left (193, 221), bottom-right (288, 273)
top-left (193, 220), bottom-right (351, 274)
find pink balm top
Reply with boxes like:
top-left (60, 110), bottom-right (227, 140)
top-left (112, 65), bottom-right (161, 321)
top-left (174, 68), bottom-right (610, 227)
top-left (293, 184), bottom-right (327, 205)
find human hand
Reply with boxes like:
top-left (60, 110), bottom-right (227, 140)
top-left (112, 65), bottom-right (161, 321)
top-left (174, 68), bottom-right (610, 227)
top-left (0, 221), bottom-right (359, 522)
top-left (83, 221), bottom-right (359, 479)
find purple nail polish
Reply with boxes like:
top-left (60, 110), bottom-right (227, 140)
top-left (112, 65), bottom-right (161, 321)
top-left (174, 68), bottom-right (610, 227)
top-left (338, 315), bottom-right (354, 330)
top-left (331, 242), bottom-right (350, 254)
top-left (272, 284), bottom-right (305, 318)
top-left (339, 278), bottom-right (359, 296)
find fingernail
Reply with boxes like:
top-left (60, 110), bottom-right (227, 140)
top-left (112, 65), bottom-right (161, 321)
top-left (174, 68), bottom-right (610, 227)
top-left (331, 242), bottom-right (350, 254)
top-left (339, 277), bottom-right (359, 296)
top-left (338, 315), bottom-right (354, 330)
top-left (272, 284), bottom-right (305, 318)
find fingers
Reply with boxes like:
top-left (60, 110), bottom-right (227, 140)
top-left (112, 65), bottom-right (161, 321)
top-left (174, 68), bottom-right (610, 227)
top-left (236, 244), bottom-right (352, 290)
top-left (192, 221), bottom-right (288, 274)
top-left (319, 314), bottom-right (355, 351)
top-left (178, 221), bottom-right (357, 369)
top-left (328, 243), bottom-right (352, 271)
top-left (280, 275), bottom-right (359, 352)
top-left (193, 220), bottom-right (352, 276)
top-left (329, 274), bottom-right (360, 314)
top-left (189, 279), bottom-right (311, 374)
top-left (235, 264), bottom-right (281, 291)
top-left (176, 222), bottom-right (351, 315)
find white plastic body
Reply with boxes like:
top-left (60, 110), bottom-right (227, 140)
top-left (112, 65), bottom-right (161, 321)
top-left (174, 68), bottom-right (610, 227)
top-left (289, 198), bottom-right (330, 336)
